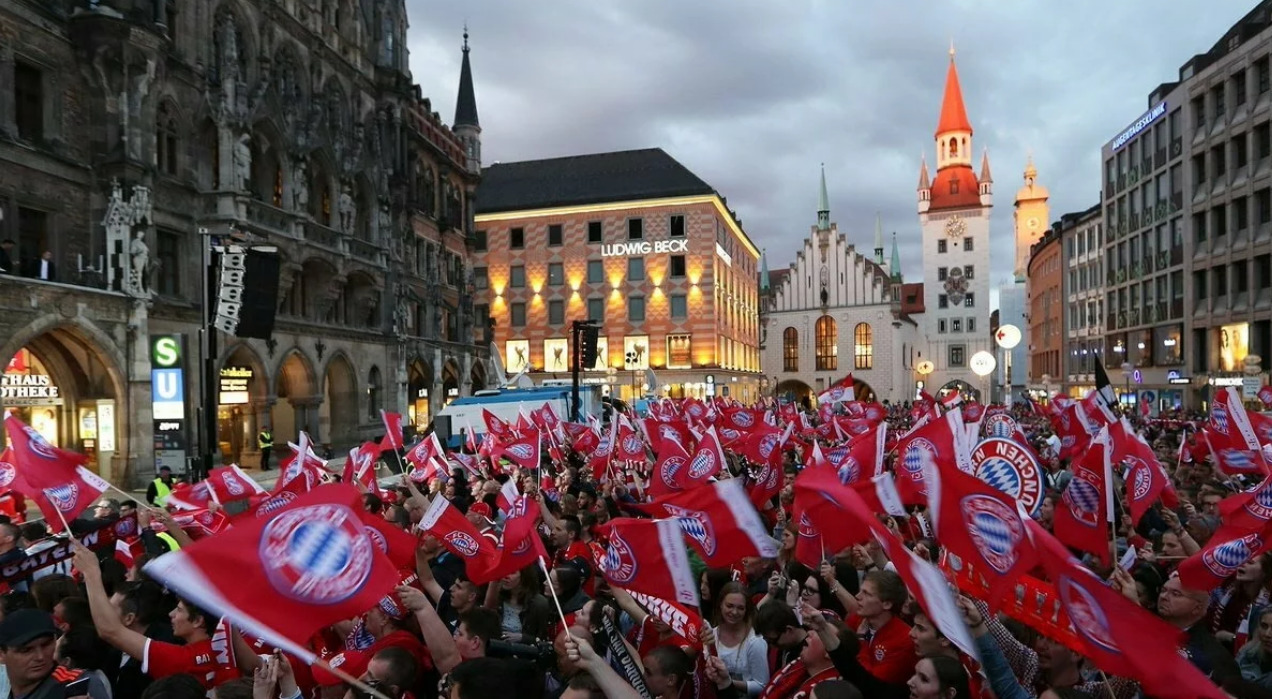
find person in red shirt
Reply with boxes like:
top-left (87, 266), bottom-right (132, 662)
top-left (843, 570), bottom-right (917, 685)
top-left (74, 546), bottom-right (244, 690)
top-left (551, 516), bottom-right (596, 596)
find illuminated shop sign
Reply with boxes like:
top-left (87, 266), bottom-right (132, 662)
top-left (1112, 102), bottom-right (1167, 151)
top-left (0, 373), bottom-right (60, 400)
top-left (601, 239), bottom-right (689, 258)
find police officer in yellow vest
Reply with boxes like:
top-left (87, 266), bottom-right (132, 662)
top-left (258, 427), bottom-right (274, 471)
top-left (146, 465), bottom-right (174, 506)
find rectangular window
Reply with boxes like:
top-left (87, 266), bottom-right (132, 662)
top-left (669, 215), bottom-right (686, 238)
top-left (587, 259), bottom-right (604, 284)
top-left (473, 267), bottom-right (488, 290)
top-left (938, 240), bottom-right (947, 253)
top-left (16, 207), bottom-right (48, 265)
top-left (509, 227), bottom-right (525, 249)
top-left (1236, 70), bottom-right (1249, 106)
top-left (949, 345), bottom-right (966, 367)
top-left (548, 224), bottom-right (563, 247)
top-left (1236, 133), bottom-right (1249, 169)
top-left (964, 265), bottom-right (974, 279)
top-left (938, 294), bottom-right (948, 309)
top-left (511, 302), bottom-right (526, 327)
top-left (967, 317), bottom-right (976, 333)
top-left (938, 267), bottom-right (948, 281)
top-left (547, 262), bottom-right (564, 286)
top-left (14, 60), bottom-right (44, 142)
top-left (627, 257), bottom-right (644, 282)
top-left (548, 299), bottom-right (564, 325)
top-left (474, 230), bottom-right (487, 252)
top-left (627, 218), bottom-right (644, 240)
top-left (587, 297), bottom-right (604, 322)
top-left (965, 292), bottom-right (975, 307)
top-left (670, 294), bottom-right (688, 319)
top-left (963, 237), bottom-right (974, 251)
top-left (156, 230), bottom-right (181, 297)
top-left (670, 255), bottom-right (686, 278)
top-left (628, 296), bottom-right (645, 322)
top-left (1260, 56), bottom-right (1271, 93)
top-left (938, 319), bottom-right (947, 333)
top-left (509, 265), bottom-right (525, 288)
top-left (667, 333), bottom-right (692, 368)
top-left (587, 221), bottom-right (603, 243)
top-left (952, 318), bottom-right (963, 333)
top-left (949, 179), bottom-right (960, 195)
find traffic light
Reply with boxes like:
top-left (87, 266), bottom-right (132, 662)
top-left (579, 324), bottom-right (600, 370)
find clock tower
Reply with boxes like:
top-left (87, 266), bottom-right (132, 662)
top-left (916, 45), bottom-right (994, 399)
top-left (1012, 157), bottom-right (1050, 282)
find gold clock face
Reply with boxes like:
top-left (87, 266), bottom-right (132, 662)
top-left (1027, 217), bottom-right (1040, 230)
top-left (944, 216), bottom-right (966, 239)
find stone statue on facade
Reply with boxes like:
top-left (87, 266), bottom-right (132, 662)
top-left (292, 159), bottom-right (309, 212)
top-left (127, 230), bottom-right (150, 296)
top-left (218, 14), bottom-right (239, 81)
top-left (338, 183), bottom-right (355, 233)
top-left (233, 133), bottom-right (252, 191)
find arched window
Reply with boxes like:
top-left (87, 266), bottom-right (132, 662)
top-left (156, 102), bottom-right (179, 176)
top-left (423, 168), bottom-right (436, 216)
top-left (367, 366), bottom-right (382, 419)
top-left (854, 322), bottom-right (874, 370)
top-left (949, 137), bottom-right (959, 156)
top-left (815, 316), bottom-right (837, 371)
top-left (783, 327), bottom-right (798, 372)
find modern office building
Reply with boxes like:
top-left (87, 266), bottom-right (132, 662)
top-left (1101, 1), bottom-right (1272, 408)
top-left (1026, 230), bottom-right (1064, 397)
top-left (472, 148), bottom-right (762, 402)
top-left (0, 1), bottom-right (486, 484)
top-left (1058, 205), bottom-right (1107, 400)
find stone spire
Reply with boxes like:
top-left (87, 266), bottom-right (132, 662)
top-left (890, 232), bottom-right (903, 283)
top-left (759, 248), bottom-right (770, 292)
top-left (817, 164), bottom-right (830, 230)
top-left (454, 27), bottom-right (482, 173)
top-left (873, 212), bottom-right (885, 265)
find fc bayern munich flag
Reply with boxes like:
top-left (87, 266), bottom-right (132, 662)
top-left (470, 495), bottom-right (549, 585)
top-left (143, 484), bottom-right (401, 663)
top-left (1052, 432), bottom-right (1111, 565)
top-left (418, 496), bottom-right (499, 572)
top-left (380, 410), bottom-right (404, 451)
top-left (816, 373), bottom-right (855, 404)
top-left (168, 465), bottom-right (266, 510)
top-left (1176, 521), bottom-right (1272, 592)
top-left (632, 479), bottom-right (778, 567)
top-left (343, 442), bottom-right (383, 497)
top-left (1028, 519), bottom-right (1228, 699)
top-left (493, 431), bottom-right (541, 471)
top-left (358, 509), bottom-right (419, 571)
top-left (599, 518), bottom-right (699, 607)
top-left (3, 416), bottom-right (108, 530)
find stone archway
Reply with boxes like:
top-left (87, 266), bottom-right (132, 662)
top-left (853, 379), bottom-right (876, 403)
top-left (407, 358), bottom-right (433, 431)
top-left (217, 342), bottom-right (270, 467)
top-left (940, 379), bottom-right (980, 404)
top-left (775, 379), bottom-right (814, 410)
top-left (0, 319), bottom-right (128, 480)
top-left (441, 358), bottom-right (461, 407)
top-left (321, 352), bottom-right (359, 451)
top-left (272, 348), bottom-right (317, 444)
top-left (469, 358), bottom-right (487, 393)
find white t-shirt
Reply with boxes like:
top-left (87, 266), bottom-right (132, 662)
top-left (712, 626), bottom-right (769, 697)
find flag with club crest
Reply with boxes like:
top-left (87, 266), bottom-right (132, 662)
top-left (342, 442), bottom-right (384, 497)
top-left (632, 479), bottom-right (777, 567)
top-left (1052, 430), bottom-right (1111, 566)
top-left (418, 496), bottom-right (499, 573)
top-left (144, 484), bottom-right (401, 664)
top-left (380, 410), bottom-right (404, 452)
top-left (816, 374), bottom-right (855, 404)
top-left (168, 465), bottom-right (267, 510)
top-left (493, 431), bottom-right (542, 471)
top-left (1108, 418), bottom-right (1178, 524)
top-left (469, 495), bottom-right (549, 585)
top-left (598, 518), bottom-right (698, 607)
top-left (2, 416), bottom-right (109, 530)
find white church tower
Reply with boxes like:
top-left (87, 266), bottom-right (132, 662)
top-left (916, 45), bottom-right (994, 400)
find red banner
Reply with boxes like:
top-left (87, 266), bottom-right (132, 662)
top-left (940, 553), bottom-right (1083, 653)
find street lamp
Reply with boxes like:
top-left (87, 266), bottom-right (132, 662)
top-left (605, 366), bottom-right (618, 399)
top-left (915, 360), bottom-right (934, 401)
top-left (1120, 361), bottom-right (1133, 407)
top-left (970, 351), bottom-right (996, 403)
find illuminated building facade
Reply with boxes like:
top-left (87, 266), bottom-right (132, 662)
top-left (473, 149), bottom-right (762, 401)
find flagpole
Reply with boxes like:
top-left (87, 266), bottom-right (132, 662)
top-left (539, 558), bottom-right (575, 641)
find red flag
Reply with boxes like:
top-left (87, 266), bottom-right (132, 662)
top-left (168, 465), bottom-right (267, 510)
top-left (1028, 519), bottom-right (1228, 699)
top-left (632, 479), bottom-right (778, 567)
top-left (342, 442), bottom-right (383, 497)
top-left (649, 435), bottom-right (692, 498)
top-left (893, 410), bottom-right (964, 505)
top-left (469, 495), bottom-right (548, 585)
top-left (1052, 434), bottom-right (1111, 565)
top-left (1177, 524), bottom-right (1272, 592)
top-left (598, 518), bottom-right (698, 607)
top-left (380, 410), bottom-right (404, 451)
top-left (144, 484), bottom-right (401, 663)
top-left (628, 591), bottom-right (707, 646)
top-left (1109, 418), bottom-right (1178, 523)
top-left (3, 416), bottom-right (108, 530)
top-left (926, 452), bottom-right (1038, 607)
top-left (418, 496), bottom-right (499, 572)
top-left (816, 373), bottom-right (855, 404)
top-left (358, 509), bottom-right (418, 570)
top-left (493, 431), bottom-right (541, 471)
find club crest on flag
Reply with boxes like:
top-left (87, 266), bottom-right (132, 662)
top-left (665, 505), bottom-right (717, 557)
top-left (1221, 449), bottom-right (1256, 471)
top-left (1211, 405), bottom-right (1231, 435)
top-left (260, 504), bottom-right (374, 604)
top-left (797, 511), bottom-right (818, 540)
top-left (1202, 532), bottom-right (1263, 578)
top-left (732, 411), bottom-right (755, 428)
top-left (865, 404), bottom-right (884, 421)
top-left (902, 438), bottom-right (938, 494)
top-left (256, 492), bottom-right (298, 516)
top-left (602, 531), bottom-right (638, 584)
top-left (660, 456), bottom-right (687, 487)
top-left (621, 434), bottom-right (644, 455)
top-left (1062, 470), bottom-right (1103, 527)
top-left (23, 426), bottom-right (57, 460)
top-left (114, 517), bottom-right (137, 538)
top-left (758, 434), bottom-right (781, 461)
top-left (595, 437), bottom-right (612, 457)
top-left (720, 428), bottom-right (741, 442)
top-left (444, 531), bottom-right (482, 558)
top-left (972, 438), bottom-right (1044, 517)
top-left (46, 484), bottom-right (79, 512)
top-left (507, 443), bottom-right (536, 461)
top-left (224, 475), bottom-right (245, 497)
top-left (1127, 458), bottom-right (1153, 500)
top-left (961, 494), bottom-right (1024, 574)
top-left (364, 526), bottom-right (389, 555)
top-left (1246, 487), bottom-right (1272, 520)
top-left (688, 450), bottom-right (715, 480)
top-left (837, 457), bottom-right (861, 485)
top-left (983, 413), bottom-right (1018, 439)
top-left (1058, 576), bottom-right (1118, 653)
top-left (0, 460), bottom-right (15, 488)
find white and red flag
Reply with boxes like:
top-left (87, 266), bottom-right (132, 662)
top-left (632, 479), bottom-right (777, 567)
top-left (1052, 430), bottom-right (1112, 566)
top-left (469, 495), bottom-right (549, 585)
top-left (418, 496), bottom-right (499, 573)
top-left (379, 410), bottom-right (404, 452)
top-left (598, 518), bottom-right (698, 607)
top-left (816, 374), bottom-right (855, 404)
top-left (342, 442), bottom-right (384, 497)
top-left (145, 484), bottom-right (401, 663)
top-left (2, 416), bottom-right (109, 530)
top-left (168, 465), bottom-right (267, 510)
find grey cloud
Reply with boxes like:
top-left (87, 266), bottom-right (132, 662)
top-left (407, 0), bottom-right (1253, 294)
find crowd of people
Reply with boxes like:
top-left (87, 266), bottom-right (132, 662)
top-left (0, 391), bottom-right (1268, 699)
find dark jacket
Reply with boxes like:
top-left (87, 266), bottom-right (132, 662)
top-left (502, 592), bottom-right (553, 643)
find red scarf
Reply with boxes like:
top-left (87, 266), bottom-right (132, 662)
top-left (759, 660), bottom-right (840, 699)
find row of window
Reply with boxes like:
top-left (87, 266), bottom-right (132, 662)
top-left (780, 319), bottom-right (873, 372)
top-left (936, 238), bottom-right (974, 253)
top-left (507, 294), bottom-right (690, 328)
top-left (936, 317), bottom-right (978, 334)
top-left (1193, 254), bottom-right (1272, 300)
top-left (937, 265), bottom-right (974, 280)
top-left (1192, 57), bottom-right (1272, 131)
top-left (1065, 223), bottom-right (1105, 259)
top-left (937, 293), bottom-right (976, 308)
top-left (475, 215), bottom-right (688, 252)
top-left (475, 256), bottom-right (690, 291)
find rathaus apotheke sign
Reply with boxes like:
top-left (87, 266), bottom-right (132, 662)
top-left (601, 239), bottom-right (690, 258)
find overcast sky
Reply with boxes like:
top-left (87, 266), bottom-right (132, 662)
top-left (406, 0), bottom-right (1253, 297)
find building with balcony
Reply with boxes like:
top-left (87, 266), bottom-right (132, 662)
top-left (1100, 2), bottom-right (1272, 408)
top-left (0, 1), bottom-right (485, 485)
top-left (1058, 205), bottom-right (1108, 400)
top-left (1026, 229), bottom-right (1063, 397)
top-left (758, 168), bottom-right (921, 406)
top-left (472, 148), bottom-right (762, 402)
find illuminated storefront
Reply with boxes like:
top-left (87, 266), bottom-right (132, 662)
top-left (3, 347), bottom-right (117, 472)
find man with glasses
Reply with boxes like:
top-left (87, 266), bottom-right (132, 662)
top-left (1158, 572), bottom-right (1241, 682)
top-left (753, 601), bottom-right (810, 669)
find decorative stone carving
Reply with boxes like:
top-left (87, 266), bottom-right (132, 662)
top-left (292, 159), bottom-right (309, 211)
top-left (128, 230), bottom-right (150, 296)
top-left (337, 182), bottom-right (355, 234)
top-left (233, 133), bottom-right (251, 191)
